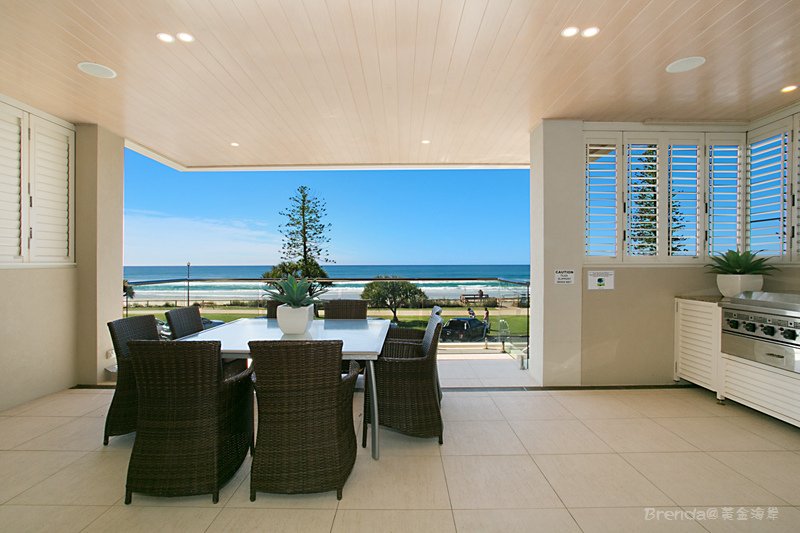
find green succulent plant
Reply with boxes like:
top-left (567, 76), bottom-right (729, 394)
top-left (263, 275), bottom-right (327, 308)
top-left (706, 250), bottom-right (779, 275)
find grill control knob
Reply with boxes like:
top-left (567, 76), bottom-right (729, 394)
top-left (762, 325), bottom-right (776, 336)
top-left (727, 319), bottom-right (740, 329)
top-left (783, 329), bottom-right (798, 341)
top-left (744, 323), bottom-right (757, 333)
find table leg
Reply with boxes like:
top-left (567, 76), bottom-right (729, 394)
top-left (367, 360), bottom-right (379, 460)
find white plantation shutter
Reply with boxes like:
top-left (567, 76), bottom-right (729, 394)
top-left (668, 143), bottom-right (700, 257)
top-left (29, 116), bottom-right (73, 263)
top-left (746, 123), bottom-right (790, 257)
top-left (0, 102), bottom-right (26, 262)
top-left (708, 139), bottom-right (744, 255)
top-left (625, 142), bottom-right (659, 256)
top-left (585, 140), bottom-right (619, 257)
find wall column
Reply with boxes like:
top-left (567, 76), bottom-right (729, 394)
top-left (76, 125), bottom-right (124, 384)
top-left (530, 120), bottom-right (584, 385)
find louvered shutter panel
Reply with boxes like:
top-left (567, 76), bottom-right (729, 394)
top-left (708, 143), bottom-right (742, 255)
top-left (626, 143), bottom-right (658, 256)
top-left (668, 144), bottom-right (699, 256)
top-left (585, 143), bottom-right (618, 257)
top-left (0, 103), bottom-right (25, 262)
top-left (29, 117), bottom-right (73, 263)
top-left (747, 130), bottom-right (789, 256)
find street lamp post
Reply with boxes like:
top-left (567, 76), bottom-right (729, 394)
top-left (186, 262), bottom-right (191, 307)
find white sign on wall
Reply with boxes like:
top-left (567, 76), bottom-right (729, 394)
top-left (554, 269), bottom-right (575, 284)
top-left (588, 271), bottom-right (614, 290)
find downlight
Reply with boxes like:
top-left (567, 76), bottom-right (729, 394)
top-left (77, 62), bottom-right (117, 79)
top-left (666, 56), bottom-right (706, 74)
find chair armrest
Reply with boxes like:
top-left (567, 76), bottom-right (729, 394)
top-left (342, 360), bottom-right (360, 383)
top-left (381, 341), bottom-right (424, 359)
top-left (222, 365), bottom-right (254, 386)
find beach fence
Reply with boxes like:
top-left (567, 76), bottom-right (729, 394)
top-left (123, 276), bottom-right (530, 365)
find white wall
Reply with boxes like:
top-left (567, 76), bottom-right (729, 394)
top-left (530, 120), bottom-right (585, 385)
top-left (0, 266), bottom-right (78, 410)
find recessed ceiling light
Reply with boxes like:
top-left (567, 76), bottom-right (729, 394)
top-left (230, 142), bottom-right (240, 147)
top-left (77, 62), bottom-right (117, 79)
top-left (581, 27), bottom-right (600, 37)
top-left (176, 32), bottom-right (195, 43)
top-left (781, 85), bottom-right (798, 93)
top-left (666, 56), bottom-right (706, 73)
top-left (421, 140), bottom-right (431, 144)
top-left (560, 27), bottom-right (579, 37)
top-left (156, 33), bottom-right (175, 43)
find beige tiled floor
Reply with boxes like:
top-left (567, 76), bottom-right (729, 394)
top-left (2, 386), bottom-right (800, 531)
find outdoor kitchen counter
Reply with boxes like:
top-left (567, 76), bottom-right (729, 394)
top-left (676, 295), bottom-right (724, 303)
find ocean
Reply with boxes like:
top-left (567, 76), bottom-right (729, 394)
top-left (123, 265), bottom-right (530, 302)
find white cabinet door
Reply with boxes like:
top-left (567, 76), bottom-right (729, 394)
top-left (674, 298), bottom-right (721, 391)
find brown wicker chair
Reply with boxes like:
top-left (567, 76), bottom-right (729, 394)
top-left (265, 299), bottom-right (280, 319)
top-left (166, 306), bottom-right (246, 375)
top-left (363, 315), bottom-right (444, 445)
top-left (324, 300), bottom-right (368, 374)
top-left (323, 299), bottom-right (368, 319)
top-left (248, 340), bottom-right (359, 501)
top-left (165, 306), bottom-right (204, 339)
top-left (104, 315), bottom-right (160, 445)
top-left (385, 306), bottom-right (442, 341)
top-left (124, 340), bottom-right (253, 504)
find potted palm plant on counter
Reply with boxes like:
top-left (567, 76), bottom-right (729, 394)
top-left (706, 250), bottom-right (778, 297)
top-left (264, 276), bottom-right (327, 334)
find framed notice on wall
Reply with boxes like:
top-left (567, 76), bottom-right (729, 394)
top-left (588, 271), bottom-right (614, 290)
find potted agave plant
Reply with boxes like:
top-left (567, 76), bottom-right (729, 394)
top-left (264, 276), bottom-right (327, 334)
top-left (706, 250), bottom-right (778, 297)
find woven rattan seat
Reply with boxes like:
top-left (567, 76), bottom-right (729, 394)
top-left (124, 340), bottom-right (253, 504)
top-left (248, 340), bottom-right (359, 500)
top-left (104, 315), bottom-right (160, 445)
top-left (363, 315), bottom-right (444, 444)
top-left (166, 306), bottom-right (246, 375)
top-left (324, 300), bottom-right (369, 374)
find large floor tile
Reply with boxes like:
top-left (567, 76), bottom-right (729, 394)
top-left (0, 450), bottom-right (85, 503)
top-left (440, 394), bottom-right (504, 421)
top-left (490, 393), bottom-right (574, 420)
top-left (622, 452), bottom-right (787, 507)
top-left (570, 507), bottom-right (707, 532)
top-left (726, 414), bottom-right (800, 450)
top-left (332, 510), bottom-right (455, 533)
top-left (533, 453), bottom-right (673, 508)
top-left (440, 378), bottom-right (483, 387)
top-left (10, 451), bottom-right (129, 505)
top-left (83, 505), bottom-right (221, 533)
top-left (509, 419), bottom-right (613, 454)
top-left (610, 392), bottom-right (719, 418)
top-left (228, 473), bottom-right (340, 509)
top-left (11, 393), bottom-right (111, 417)
top-left (337, 455), bottom-right (450, 510)
top-left (208, 508), bottom-right (335, 532)
top-left (710, 451), bottom-right (800, 505)
top-left (0, 504), bottom-right (109, 533)
top-left (440, 420), bottom-right (526, 455)
top-left (582, 418), bottom-right (697, 453)
top-left (655, 418), bottom-right (784, 451)
top-left (437, 361), bottom-right (479, 379)
top-left (684, 506), bottom-right (800, 532)
top-left (360, 427), bottom-right (443, 456)
top-left (443, 455), bottom-right (562, 510)
top-left (454, 509), bottom-right (580, 533)
top-left (0, 416), bottom-right (74, 449)
top-left (16, 416), bottom-right (106, 451)
top-left (553, 395), bottom-right (645, 419)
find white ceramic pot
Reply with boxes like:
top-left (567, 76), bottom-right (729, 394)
top-left (716, 274), bottom-right (763, 297)
top-left (276, 304), bottom-right (314, 334)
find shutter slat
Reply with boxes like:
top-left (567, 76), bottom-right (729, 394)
top-left (585, 143), bottom-right (618, 257)
top-left (747, 132), bottom-right (788, 256)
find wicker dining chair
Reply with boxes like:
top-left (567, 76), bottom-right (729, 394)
top-left (265, 299), bottom-right (280, 319)
top-left (323, 299), bottom-right (368, 319)
top-left (166, 306), bottom-right (247, 375)
top-left (324, 299), bottom-right (369, 374)
top-left (124, 340), bottom-right (253, 504)
top-left (363, 315), bottom-right (444, 446)
top-left (385, 305), bottom-right (442, 341)
top-left (248, 340), bottom-right (359, 501)
top-left (104, 314), bottom-right (161, 445)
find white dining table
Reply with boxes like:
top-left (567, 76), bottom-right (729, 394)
top-left (179, 317), bottom-right (390, 460)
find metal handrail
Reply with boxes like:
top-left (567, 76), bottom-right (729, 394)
top-left (128, 276), bottom-right (530, 286)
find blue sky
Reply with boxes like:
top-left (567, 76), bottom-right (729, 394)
top-left (124, 149), bottom-right (530, 266)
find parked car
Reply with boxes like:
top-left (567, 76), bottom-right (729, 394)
top-left (441, 317), bottom-right (487, 342)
